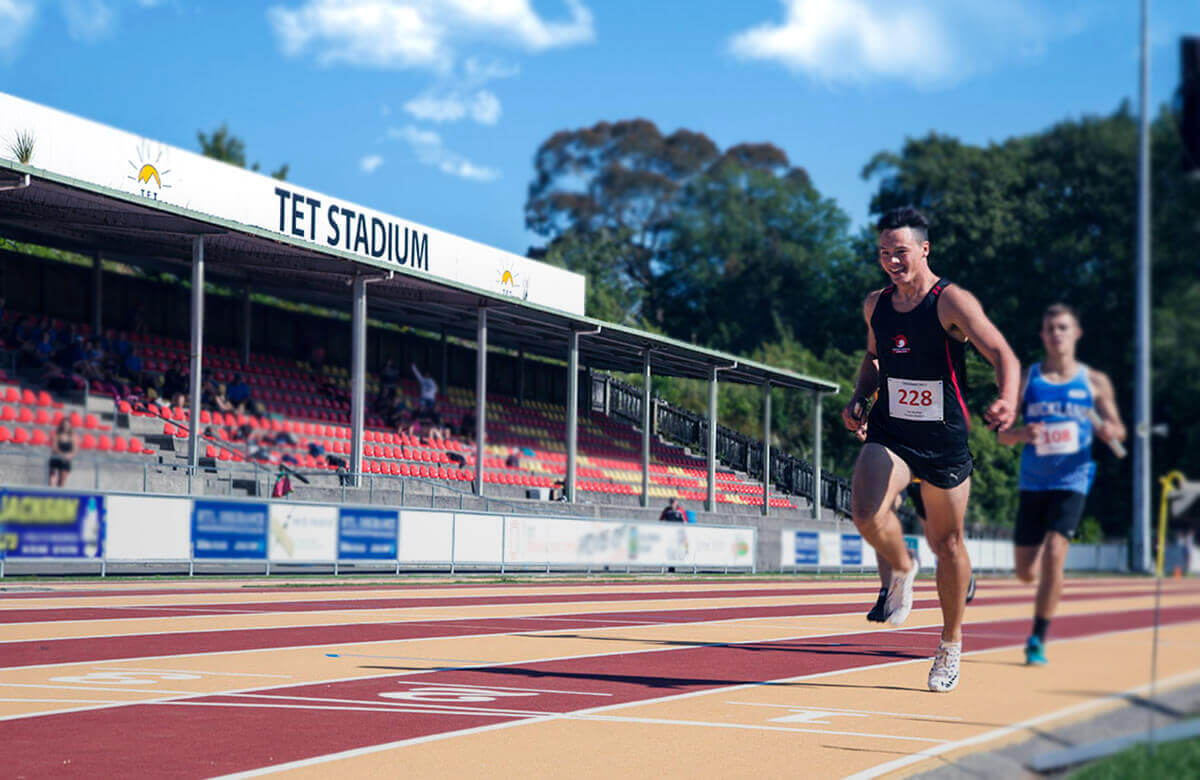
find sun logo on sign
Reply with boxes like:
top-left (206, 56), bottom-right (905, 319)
top-left (127, 141), bottom-right (172, 201)
top-left (496, 262), bottom-right (530, 300)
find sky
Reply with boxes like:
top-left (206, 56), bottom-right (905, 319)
top-left (0, 0), bottom-right (1195, 257)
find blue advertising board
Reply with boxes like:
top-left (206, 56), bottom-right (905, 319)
top-left (793, 531), bottom-right (819, 565)
top-left (841, 533), bottom-right (863, 566)
top-left (338, 508), bottom-right (398, 560)
top-left (191, 501), bottom-right (268, 559)
top-left (0, 490), bottom-right (104, 558)
top-left (904, 535), bottom-right (920, 559)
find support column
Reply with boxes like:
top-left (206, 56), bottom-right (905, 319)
top-left (241, 287), bottom-right (252, 366)
top-left (474, 307), bottom-right (487, 496)
top-left (1132, 0), bottom-right (1152, 572)
top-left (517, 348), bottom-right (526, 406)
top-left (186, 238), bottom-right (204, 470)
top-left (812, 392), bottom-right (823, 521)
top-left (706, 366), bottom-right (718, 512)
top-left (565, 331), bottom-right (580, 503)
top-left (762, 382), bottom-right (771, 516)
top-left (640, 350), bottom-right (652, 508)
top-left (349, 276), bottom-right (367, 488)
top-left (91, 251), bottom-right (103, 335)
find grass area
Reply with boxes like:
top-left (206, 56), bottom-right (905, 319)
top-left (1069, 736), bottom-right (1200, 779)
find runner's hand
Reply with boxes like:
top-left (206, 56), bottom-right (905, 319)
top-left (1018, 422), bottom-right (1044, 444)
top-left (842, 398), bottom-right (869, 441)
top-left (984, 397), bottom-right (1016, 432)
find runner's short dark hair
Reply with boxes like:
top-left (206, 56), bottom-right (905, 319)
top-left (1042, 302), bottom-right (1080, 325)
top-left (876, 207), bottom-right (930, 242)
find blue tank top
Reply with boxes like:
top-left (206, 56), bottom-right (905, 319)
top-left (1018, 363), bottom-right (1095, 493)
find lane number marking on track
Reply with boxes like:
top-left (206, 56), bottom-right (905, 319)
top-left (379, 687), bottom-right (539, 703)
top-left (49, 671), bottom-right (203, 686)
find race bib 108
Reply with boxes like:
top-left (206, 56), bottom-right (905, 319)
top-left (1034, 420), bottom-right (1080, 456)
top-left (887, 378), bottom-right (943, 422)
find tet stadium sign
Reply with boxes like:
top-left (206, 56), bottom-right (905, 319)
top-left (0, 92), bottom-right (585, 316)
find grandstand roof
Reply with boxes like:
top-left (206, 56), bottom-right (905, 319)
top-left (0, 160), bottom-right (838, 394)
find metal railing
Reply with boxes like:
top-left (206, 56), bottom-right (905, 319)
top-left (592, 374), bottom-right (852, 514)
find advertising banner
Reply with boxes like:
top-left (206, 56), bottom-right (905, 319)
top-left (338, 508), bottom-right (399, 560)
top-left (269, 504), bottom-right (337, 562)
top-left (191, 500), bottom-right (268, 559)
top-left (841, 533), bottom-right (863, 566)
top-left (818, 532), bottom-right (841, 567)
top-left (791, 530), bottom-right (819, 566)
top-left (0, 490), bottom-right (104, 558)
top-left (105, 495), bottom-right (190, 560)
top-left (506, 517), bottom-right (754, 568)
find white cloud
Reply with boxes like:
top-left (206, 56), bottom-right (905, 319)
top-left (404, 89), bottom-right (501, 124)
top-left (359, 154), bottom-right (385, 174)
top-left (0, 0), bottom-right (36, 58)
top-left (388, 124), bottom-right (499, 181)
top-left (267, 0), bottom-right (593, 71)
top-left (729, 0), bottom-right (1082, 89)
top-left (61, 0), bottom-right (116, 42)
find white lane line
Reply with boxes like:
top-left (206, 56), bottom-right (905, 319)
top-left (381, 681), bottom-right (612, 696)
top-left (842, 665), bottom-right (1200, 780)
top-left (211, 618), bottom-right (1200, 779)
top-left (560, 713), bottom-right (950, 743)
top-left (97, 667), bottom-right (293, 678)
top-left (727, 702), bottom-right (965, 722)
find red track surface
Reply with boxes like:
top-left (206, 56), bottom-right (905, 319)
top-left (4, 602), bottom-right (1198, 777)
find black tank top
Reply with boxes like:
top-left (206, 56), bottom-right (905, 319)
top-left (866, 279), bottom-right (970, 464)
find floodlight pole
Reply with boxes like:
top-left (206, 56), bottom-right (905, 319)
top-left (640, 349), bottom-right (652, 508)
top-left (474, 306), bottom-right (488, 496)
top-left (1133, 0), bottom-right (1153, 573)
top-left (762, 382), bottom-right (771, 516)
top-left (349, 276), bottom-right (367, 488)
top-left (812, 392), bottom-right (823, 521)
top-left (187, 237), bottom-right (204, 471)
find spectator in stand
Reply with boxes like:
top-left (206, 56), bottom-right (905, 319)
top-left (659, 497), bottom-right (686, 523)
top-left (380, 359), bottom-right (400, 394)
top-left (48, 418), bottom-right (77, 488)
top-left (225, 373), bottom-right (252, 413)
top-left (412, 363), bottom-right (437, 412)
top-left (505, 448), bottom-right (521, 469)
top-left (203, 380), bottom-right (235, 414)
top-left (162, 360), bottom-right (188, 400)
top-left (122, 349), bottom-right (147, 389)
top-left (35, 330), bottom-right (56, 365)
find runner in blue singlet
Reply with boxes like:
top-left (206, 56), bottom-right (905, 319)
top-left (998, 303), bottom-right (1126, 665)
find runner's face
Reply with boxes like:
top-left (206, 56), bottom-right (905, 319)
top-left (1040, 313), bottom-right (1080, 356)
top-left (877, 228), bottom-right (929, 286)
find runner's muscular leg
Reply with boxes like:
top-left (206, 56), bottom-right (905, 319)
top-left (919, 478), bottom-right (971, 644)
top-left (1014, 545), bottom-right (1041, 584)
top-left (1035, 531), bottom-right (1070, 621)
top-left (851, 443), bottom-right (913, 574)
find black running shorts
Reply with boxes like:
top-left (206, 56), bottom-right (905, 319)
top-left (1014, 489), bottom-right (1087, 546)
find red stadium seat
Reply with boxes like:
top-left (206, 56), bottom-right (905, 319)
top-left (112, 436), bottom-right (128, 453)
top-left (36, 390), bottom-right (52, 407)
top-left (30, 428), bottom-right (48, 447)
top-left (96, 435), bottom-right (112, 452)
top-left (16, 407), bottom-right (32, 424)
top-left (127, 437), bottom-right (143, 454)
top-left (163, 422), bottom-right (177, 436)
top-left (118, 400), bottom-right (133, 415)
top-left (80, 433), bottom-right (96, 450)
top-left (3, 387), bottom-right (17, 403)
top-left (0, 426), bottom-right (8, 443)
top-left (0, 406), bottom-right (13, 421)
top-left (21, 389), bottom-right (35, 405)
top-left (12, 427), bottom-right (29, 445)
top-left (84, 414), bottom-right (99, 430)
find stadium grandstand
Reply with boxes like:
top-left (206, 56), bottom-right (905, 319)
top-left (0, 91), bottom-right (850, 570)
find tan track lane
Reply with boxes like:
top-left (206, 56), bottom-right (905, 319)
top-left (0, 588), bottom-right (1192, 723)
top-left (273, 620), bottom-right (1200, 779)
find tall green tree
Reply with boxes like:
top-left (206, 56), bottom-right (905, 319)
top-left (198, 123), bottom-right (290, 180)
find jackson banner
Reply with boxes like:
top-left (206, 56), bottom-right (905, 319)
top-left (0, 489), bottom-right (105, 558)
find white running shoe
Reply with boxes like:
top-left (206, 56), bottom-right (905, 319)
top-left (884, 559), bottom-right (919, 626)
top-left (928, 640), bottom-right (961, 693)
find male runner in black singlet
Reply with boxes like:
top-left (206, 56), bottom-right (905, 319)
top-left (843, 207), bottom-right (1019, 693)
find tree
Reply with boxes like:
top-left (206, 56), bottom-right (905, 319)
top-left (198, 124), bottom-right (289, 180)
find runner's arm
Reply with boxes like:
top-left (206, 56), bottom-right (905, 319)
top-left (939, 286), bottom-right (1021, 431)
top-left (842, 291), bottom-right (882, 438)
top-left (1089, 369), bottom-right (1127, 443)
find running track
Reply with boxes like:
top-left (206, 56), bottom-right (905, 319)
top-left (1, 576), bottom-right (1197, 778)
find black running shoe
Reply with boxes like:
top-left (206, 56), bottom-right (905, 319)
top-left (866, 587), bottom-right (888, 622)
top-left (965, 574), bottom-right (976, 604)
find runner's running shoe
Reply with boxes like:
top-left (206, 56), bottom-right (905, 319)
top-left (965, 574), bottom-right (976, 604)
top-left (867, 588), bottom-right (888, 622)
top-left (1025, 635), bottom-right (1048, 666)
top-left (884, 560), bottom-right (919, 626)
top-left (928, 640), bottom-right (961, 692)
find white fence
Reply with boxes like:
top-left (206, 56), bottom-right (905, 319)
top-left (0, 488), bottom-right (756, 575)
top-left (779, 529), bottom-right (1130, 573)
